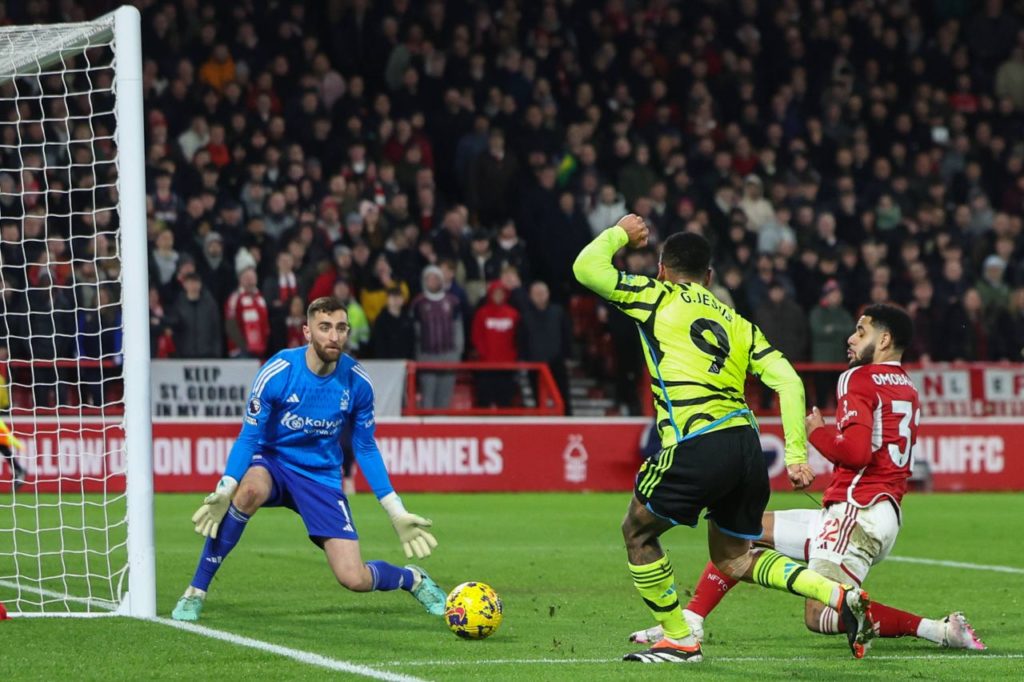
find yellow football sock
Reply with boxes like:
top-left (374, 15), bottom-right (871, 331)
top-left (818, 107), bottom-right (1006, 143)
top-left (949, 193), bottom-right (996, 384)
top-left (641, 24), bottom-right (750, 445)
top-left (751, 549), bottom-right (838, 606)
top-left (628, 556), bottom-right (690, 640)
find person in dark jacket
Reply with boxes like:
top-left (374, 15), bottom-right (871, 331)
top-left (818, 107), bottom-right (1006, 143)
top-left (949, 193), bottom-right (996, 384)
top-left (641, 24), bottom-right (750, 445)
top-left (754, 281), bottom-right (808, 409)
top-left (519, 281), bottom-right (573, 415)
top-left (372, 287), bottom-right (416, 359)
top-left (755, 281), bottom-right (808, 361)
top-left (170, 272), bottom-right (223, 358)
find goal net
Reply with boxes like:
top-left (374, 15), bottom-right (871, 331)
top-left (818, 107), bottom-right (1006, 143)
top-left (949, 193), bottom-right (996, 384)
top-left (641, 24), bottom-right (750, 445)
top-left (0, 7), bottom-right (153, 618)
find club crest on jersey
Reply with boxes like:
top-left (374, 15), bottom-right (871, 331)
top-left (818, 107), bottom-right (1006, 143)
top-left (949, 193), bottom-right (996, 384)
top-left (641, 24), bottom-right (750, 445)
top-left (247, 397), bottom-right (261, 417)
top-left (339, 388), bottom-right (350, 411)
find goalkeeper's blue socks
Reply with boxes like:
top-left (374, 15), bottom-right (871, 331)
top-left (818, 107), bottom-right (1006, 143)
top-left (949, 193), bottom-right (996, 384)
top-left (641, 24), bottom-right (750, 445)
top-left (190, 504), bottom-right (250, 591)
top-left (366, 561), bottom-right (415, 591)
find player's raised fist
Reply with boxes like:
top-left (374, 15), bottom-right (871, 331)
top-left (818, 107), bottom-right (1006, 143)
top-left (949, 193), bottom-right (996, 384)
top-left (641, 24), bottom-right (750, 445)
top-left (616, 213), bottom-right (649, 248)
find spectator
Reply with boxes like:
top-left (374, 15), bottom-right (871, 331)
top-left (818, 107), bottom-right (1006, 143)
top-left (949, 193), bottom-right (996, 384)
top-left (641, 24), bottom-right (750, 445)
top-left (330, 279), bottom-right (371, 356)
top-left (1007, 287), bottom-right (1024, 361)
top-left (587, 184), bottom-right (626, 237)
top-left (150, 228), bottom-right (180, 289)
top-left (462, 229), bottom-right (503, 307)
top-left (466, 129), bottom-right (518, 228)
top-left (411, 265), bottom-right (463, 409)
top-left (493, 220), bottom-right (531, 283)
top-left (76, 285), bottom-right (122, 405)
top-left (996, 45), bottom-right (1024, 110)
top-left (941, 288), bottom-right (1001, 361)
top-left (755, 281), bottom-right (808, 362)
top-left (224, 266), bottom-right (269, 359)
top-left (906, 280), bottom-right (941, 363)
top-left (471, 281), bottom-right (520, 408)
top-left (739, 175), bottom-right (773, 231)
top-left (262, 250), bottom-right (301, 354)
top-left (197, 232), bottom-right (234, 308)
top-left (976, 254), bottom-right (1010, 313)
top-left (519, 281), bottom-right (572, 415)
top-left (618, 144), bottom-right (658, 207)
top-left (149, 286), bottom-right (175, 358)
top-left (372, 287), bottom-right (415, 360)
top-left (177, 115), bottom-right (209, 162)
top-left (170, 272), bottom-right (222, 359)
top-left (198, 44), bottom-right (235, 92)
top-left (308, 244), bottom-right (354, 301)
top-left (284, 295), bottom-right (306, 349)
top-left (808, 279), bottom-right (853, 408)
top-left (359, 253), bottom-right (410, 325)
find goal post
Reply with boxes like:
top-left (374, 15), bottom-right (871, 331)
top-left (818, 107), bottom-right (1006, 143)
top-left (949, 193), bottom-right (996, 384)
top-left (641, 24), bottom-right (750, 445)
top-left (0, 5), bottom-right (153, 618)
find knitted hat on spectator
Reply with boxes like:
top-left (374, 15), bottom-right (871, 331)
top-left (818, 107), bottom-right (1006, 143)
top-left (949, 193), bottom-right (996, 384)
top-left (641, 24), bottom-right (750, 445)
top-left (421, 265), bottom-right (446, 301)
top-left (204, 231), bottom-right (224, 246)
top-left (345, 211), bottom-right (363, 225)
top-left (983, 255), bottom-right (1006, 272)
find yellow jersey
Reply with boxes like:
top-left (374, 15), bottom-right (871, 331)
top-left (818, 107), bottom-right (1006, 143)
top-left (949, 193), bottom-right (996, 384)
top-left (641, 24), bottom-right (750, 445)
top-left (574, 226), bottom-right (807, 464)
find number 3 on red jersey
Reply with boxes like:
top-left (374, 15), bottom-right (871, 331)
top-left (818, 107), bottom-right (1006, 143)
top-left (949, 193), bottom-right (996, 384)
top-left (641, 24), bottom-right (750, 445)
top-left (887, 399), bottom-right (920, 468)
top-left (835, 364), bottom-right (921, 470)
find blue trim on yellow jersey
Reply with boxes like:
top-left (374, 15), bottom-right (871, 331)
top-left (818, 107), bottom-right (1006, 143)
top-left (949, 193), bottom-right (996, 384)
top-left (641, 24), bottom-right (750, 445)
top-left (680, 407), bottom-right (753, 442)
top-left (637, 324), bottom-right (682, 443)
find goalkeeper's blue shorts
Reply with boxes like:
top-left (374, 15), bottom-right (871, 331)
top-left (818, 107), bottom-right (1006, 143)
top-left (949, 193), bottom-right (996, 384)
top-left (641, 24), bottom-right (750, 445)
top-left (249, 454), bottom-right (359, 543)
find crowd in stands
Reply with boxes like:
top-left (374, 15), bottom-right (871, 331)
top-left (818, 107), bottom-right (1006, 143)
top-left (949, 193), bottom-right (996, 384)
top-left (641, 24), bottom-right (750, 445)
top-left (3, 0), bottom-right (1024, 412)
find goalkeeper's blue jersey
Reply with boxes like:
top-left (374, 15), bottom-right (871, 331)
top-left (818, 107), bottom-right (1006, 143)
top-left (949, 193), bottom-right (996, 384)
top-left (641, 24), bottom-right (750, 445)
top-left (222, 347), bottom-right (394, 498)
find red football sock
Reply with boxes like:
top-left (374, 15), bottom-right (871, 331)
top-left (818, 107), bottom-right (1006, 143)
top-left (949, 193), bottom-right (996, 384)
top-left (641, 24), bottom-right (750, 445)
top-left (0, 601), bottom-right (7, 620)
top-left (870, 601), bottom-right (924, 638)
top-left (684, 561), bottom-right (739, 617)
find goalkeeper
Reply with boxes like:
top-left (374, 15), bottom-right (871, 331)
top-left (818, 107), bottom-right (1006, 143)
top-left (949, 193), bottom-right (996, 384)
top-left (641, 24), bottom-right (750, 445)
top-left (574, 216), bottom-right (875, 663)
top-left (173, 297), bottom-right (445, 621)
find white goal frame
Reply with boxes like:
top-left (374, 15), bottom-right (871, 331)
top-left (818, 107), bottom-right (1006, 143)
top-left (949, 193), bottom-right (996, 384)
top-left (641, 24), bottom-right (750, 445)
top-left (0, 5), bottom-right (153, 618)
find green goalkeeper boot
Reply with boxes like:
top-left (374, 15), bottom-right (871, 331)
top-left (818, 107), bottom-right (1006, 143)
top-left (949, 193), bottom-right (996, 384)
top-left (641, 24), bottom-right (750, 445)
top-left (171, 594), bottom-right (205, 622)
top-left (407, 565), bottom-right (446, 616)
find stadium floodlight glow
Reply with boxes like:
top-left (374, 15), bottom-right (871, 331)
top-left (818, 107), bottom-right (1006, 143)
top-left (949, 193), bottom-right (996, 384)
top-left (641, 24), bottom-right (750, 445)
top-left (0, 6), bottom-right (153, 618)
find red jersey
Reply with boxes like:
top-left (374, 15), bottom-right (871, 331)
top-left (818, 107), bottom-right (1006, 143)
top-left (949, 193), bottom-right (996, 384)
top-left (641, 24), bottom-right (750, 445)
top-left (809, 362), bottom-right (920, 510)
top-left (224, 288), bottom-right (270, 358)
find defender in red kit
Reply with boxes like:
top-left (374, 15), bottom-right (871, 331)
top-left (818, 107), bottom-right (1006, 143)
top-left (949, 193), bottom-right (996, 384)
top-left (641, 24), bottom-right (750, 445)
top-left (631, 304), bottom-right (986, 653)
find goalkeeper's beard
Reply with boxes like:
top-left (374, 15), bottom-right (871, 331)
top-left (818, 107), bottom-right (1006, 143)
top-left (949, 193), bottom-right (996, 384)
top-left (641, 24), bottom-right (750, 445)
top-left (311, 339), bottom-right (343, 365)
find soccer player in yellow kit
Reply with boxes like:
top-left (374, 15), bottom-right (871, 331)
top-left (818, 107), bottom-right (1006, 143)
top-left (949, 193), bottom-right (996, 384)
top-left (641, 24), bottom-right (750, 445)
top-left (574, 215), bottom-right (874, 663)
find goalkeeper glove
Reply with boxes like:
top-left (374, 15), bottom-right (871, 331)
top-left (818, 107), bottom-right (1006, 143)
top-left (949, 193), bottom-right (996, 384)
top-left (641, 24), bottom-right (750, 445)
top-left (191, 476), bottom-right (238, 539)
top-left (380, 492), bottom-right (438, 559)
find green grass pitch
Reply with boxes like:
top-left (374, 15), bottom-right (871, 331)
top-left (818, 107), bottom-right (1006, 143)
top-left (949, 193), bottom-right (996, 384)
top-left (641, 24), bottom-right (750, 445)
top-left (1, 491), bottom-right (1022, 680)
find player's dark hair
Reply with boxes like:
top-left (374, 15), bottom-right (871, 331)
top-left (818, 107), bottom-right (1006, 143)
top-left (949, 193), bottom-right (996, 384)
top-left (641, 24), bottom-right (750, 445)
top-left (863, 303), bottom-right (912, 351)
top-left (661, 232), bottom-right (711, 279)
top-left (306, 296), bottom-right (346, 320)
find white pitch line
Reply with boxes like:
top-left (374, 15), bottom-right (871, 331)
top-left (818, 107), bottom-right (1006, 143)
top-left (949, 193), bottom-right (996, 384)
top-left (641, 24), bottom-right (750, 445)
top-left (154, 617), bottom-right (427, 682)
top-left (889, 556), bottom-right (1024, 575)
top-left (0, 580), bottom-right (427, 682)
top-left (377, 653), bottom-right (1024, 667)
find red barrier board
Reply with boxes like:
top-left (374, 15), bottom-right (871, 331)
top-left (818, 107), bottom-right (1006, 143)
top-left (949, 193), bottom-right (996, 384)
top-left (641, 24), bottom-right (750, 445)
top-left (1, 418), bottom-right (1022, 493)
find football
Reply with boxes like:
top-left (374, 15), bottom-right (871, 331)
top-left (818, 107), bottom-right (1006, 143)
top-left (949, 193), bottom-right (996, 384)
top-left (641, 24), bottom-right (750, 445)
top-left (444, 581), bottom-right (503, 639)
